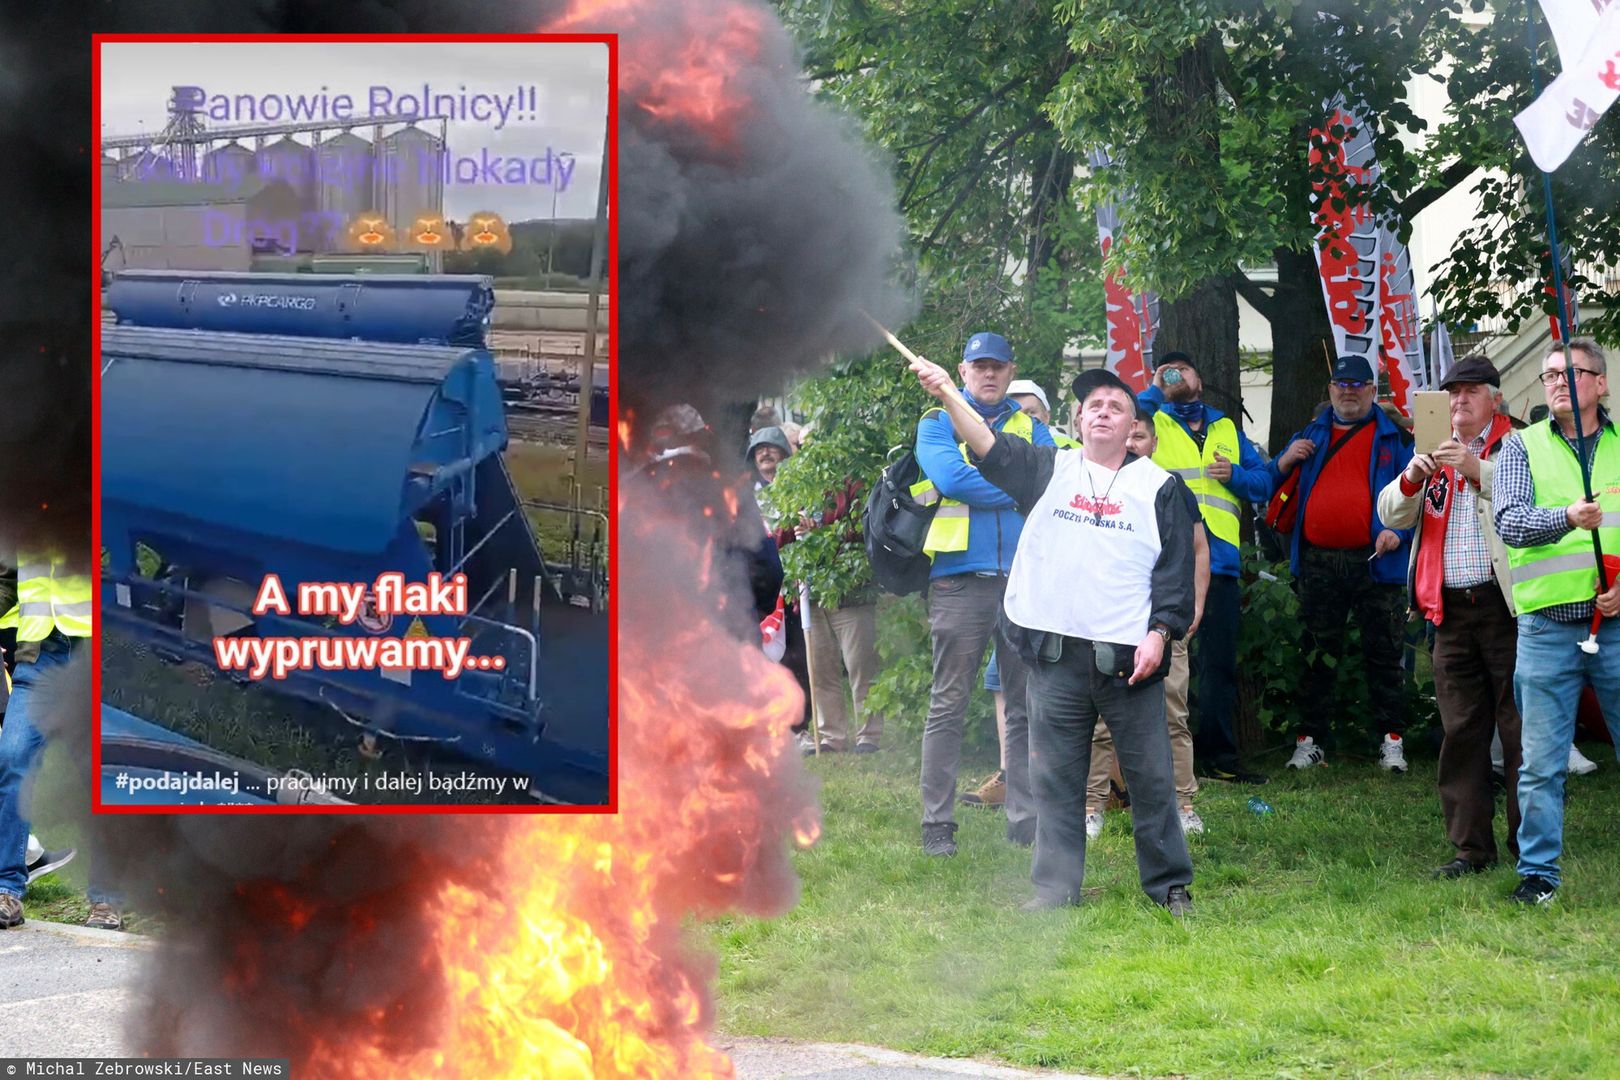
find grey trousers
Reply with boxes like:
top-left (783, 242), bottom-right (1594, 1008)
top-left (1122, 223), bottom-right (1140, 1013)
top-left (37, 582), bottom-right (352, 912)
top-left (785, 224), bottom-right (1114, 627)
top-left (1029, 637), bottom-right (1192, 905)
top-left (922, 574), bottom-right (1033, 832)
top-left (809, 601), bottom-right (883, 750)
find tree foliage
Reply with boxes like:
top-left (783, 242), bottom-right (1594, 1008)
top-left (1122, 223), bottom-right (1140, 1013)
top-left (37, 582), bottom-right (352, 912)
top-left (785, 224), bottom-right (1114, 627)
top-left (1426, 1), bottom-right (1620, 344)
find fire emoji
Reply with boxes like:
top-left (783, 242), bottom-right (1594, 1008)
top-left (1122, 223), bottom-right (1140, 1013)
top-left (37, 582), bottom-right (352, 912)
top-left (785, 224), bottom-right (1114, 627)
top-left (460, 211), bottom-right (513, 254)
top-left (345, 212), bottom-right (396, 251)
top-left (405, 213), bottom-right (451, 251)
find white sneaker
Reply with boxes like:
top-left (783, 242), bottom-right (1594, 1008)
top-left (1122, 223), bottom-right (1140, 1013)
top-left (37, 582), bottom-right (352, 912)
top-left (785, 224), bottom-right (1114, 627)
top-left (1568, 745), bottom-right (1599, 776)
top-left (1179, 807), bottom-right (1205, 835)
top-left (795, 731), bottom-right (817, 757)
top-left (1287, 736), bottom-right (1326, 770)
top-left (1379, 734), bottom-right (1409, 774)
top-left (1085, 811), bottom-right (1104, 839)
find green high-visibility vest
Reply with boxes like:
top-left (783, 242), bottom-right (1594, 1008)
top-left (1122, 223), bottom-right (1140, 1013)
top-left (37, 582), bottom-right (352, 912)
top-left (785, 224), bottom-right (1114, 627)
top-left (5, 555), bottom-right (93, 641)
top-left (913, 408), bottom-right (1036, 558)
top-left (1507, 422), bottom-right (1620, 615)
top-left (1152, 411), bottom-right (1243, 547)
top-left (1053, 433), bottom-right (1081, 449)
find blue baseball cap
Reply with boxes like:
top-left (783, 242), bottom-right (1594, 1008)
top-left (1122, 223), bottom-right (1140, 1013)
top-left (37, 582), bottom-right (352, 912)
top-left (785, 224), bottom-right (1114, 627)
top-left (1331, 354), bottom-right (1375, 382)
top-left (962, 331), bottom-right (1014, 364)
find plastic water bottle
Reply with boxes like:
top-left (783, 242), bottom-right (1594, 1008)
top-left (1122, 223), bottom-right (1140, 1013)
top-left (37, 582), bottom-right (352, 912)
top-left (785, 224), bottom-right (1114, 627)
top-left (1247, 796), bottom-right (1274, 816)
top-left (1162, 366), bottom-right (1184, 386)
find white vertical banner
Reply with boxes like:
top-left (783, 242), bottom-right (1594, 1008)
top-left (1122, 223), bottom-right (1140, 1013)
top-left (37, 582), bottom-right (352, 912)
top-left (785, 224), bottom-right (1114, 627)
top-left (1376, 234), bottom-right (1423, 403)
top-left (1310, 76), bottom-right (1423, 416)
top-left (1088, 149), bottom-right (1160, 392)
top-left (1310, 101), bottom-right (1384, 363)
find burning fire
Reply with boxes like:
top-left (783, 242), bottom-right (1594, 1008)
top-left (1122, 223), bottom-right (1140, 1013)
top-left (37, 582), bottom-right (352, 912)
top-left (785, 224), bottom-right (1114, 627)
top-left (550, 0), bottom-right (773, 147)
top-left (275, 473), bottom-right (819, 1079)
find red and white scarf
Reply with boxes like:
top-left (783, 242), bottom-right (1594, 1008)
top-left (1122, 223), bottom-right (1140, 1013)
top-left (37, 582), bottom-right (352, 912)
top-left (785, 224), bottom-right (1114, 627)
top-left (1415, 413), bottom-right (1514, 625)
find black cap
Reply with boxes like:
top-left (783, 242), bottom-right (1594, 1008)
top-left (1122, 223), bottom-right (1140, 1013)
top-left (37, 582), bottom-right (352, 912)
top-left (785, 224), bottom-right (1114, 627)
top-left (1438, 354), bottom-right (1501, 390)
top-left (1070, 368), bottom-right (1142, 418)
top-left (1156, 350), bottom-right (1198, 374)
top-left (1330, 354), bottom-right (1376, 382)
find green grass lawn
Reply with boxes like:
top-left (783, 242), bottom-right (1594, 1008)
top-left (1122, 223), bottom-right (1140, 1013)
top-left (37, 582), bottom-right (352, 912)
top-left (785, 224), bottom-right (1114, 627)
top-left (710, 739), bottom-right (1620, 1079)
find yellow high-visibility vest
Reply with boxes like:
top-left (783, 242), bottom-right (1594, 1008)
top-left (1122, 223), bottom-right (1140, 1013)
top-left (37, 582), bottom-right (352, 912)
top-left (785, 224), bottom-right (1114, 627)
top-left (915, 408), bottom-right (1036, 557)
top-left (1152, 411), bottom-right (1243, 547)
top-left (1506, 422), bottom-right (1620, 614)
top-left (6, 555), bottom-right (93, 641)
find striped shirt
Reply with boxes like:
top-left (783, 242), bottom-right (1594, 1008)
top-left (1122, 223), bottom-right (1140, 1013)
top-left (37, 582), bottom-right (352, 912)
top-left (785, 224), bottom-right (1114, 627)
top-left (1493, 409), bottom-right (1615, 623)
top-left (1442, 429), bottom-right (1495, 588)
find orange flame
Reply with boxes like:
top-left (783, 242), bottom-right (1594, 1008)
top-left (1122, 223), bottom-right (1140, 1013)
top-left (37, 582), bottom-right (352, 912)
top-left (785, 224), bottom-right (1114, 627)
top-left (550, 0), bottom-right (770, 147)
top-left (285, 472), bottom-right (815, 1079)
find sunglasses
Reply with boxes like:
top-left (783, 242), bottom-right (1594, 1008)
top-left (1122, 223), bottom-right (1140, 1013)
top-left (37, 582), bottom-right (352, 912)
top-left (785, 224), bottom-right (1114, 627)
top-left (1331, 379), bottom-right (1372, 390)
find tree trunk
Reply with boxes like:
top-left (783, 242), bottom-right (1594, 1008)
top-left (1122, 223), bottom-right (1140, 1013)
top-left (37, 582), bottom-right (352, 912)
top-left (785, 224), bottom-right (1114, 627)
top-left (1266, 246), bottom-right (1335, 454)
top-left (1022, 125), bottom-right (1078, 379)
top-left (1158, 276), bottom-right (1241, 421)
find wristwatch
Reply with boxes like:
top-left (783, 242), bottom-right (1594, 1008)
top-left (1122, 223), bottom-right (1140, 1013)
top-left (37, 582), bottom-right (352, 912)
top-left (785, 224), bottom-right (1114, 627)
top-left (1150, 623), bottom-right (1173, 643)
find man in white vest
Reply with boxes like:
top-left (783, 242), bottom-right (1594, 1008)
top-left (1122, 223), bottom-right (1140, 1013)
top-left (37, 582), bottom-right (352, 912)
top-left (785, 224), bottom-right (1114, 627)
top-left (909, 358), bottom-right (1198, 916)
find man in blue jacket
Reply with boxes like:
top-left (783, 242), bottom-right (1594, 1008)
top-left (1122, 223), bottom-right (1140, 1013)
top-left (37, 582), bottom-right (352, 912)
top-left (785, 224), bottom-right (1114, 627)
top-left (1271, 354), bottom-right (1415, 771)
top-left (1138, 351), bottom-right (1275, 785)
top-left (913, 331), bottom-right (1055, 856)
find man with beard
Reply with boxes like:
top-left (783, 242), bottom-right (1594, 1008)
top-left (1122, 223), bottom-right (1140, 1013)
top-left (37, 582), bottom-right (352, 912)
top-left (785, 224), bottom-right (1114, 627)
top-left (1272, 354), bottom-right (1415, 772)
top-left (910, 357), bottom-right (1196, 915)
top-left (911, 332), bottom-right (1054, 856)
top-left (1137, 351), bottom-right (1273, 785)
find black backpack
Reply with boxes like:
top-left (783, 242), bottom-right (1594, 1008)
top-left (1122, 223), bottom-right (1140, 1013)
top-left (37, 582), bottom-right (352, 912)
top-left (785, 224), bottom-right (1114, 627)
top-left (864, 442), bottom-right (938, 596)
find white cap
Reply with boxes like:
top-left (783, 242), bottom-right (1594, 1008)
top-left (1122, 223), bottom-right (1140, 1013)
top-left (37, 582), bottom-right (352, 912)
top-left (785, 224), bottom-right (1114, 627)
top-left (1006, 379), bottom-right (1049, 413)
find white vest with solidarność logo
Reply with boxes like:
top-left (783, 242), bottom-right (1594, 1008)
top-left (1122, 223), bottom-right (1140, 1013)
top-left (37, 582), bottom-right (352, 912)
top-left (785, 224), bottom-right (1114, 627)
top-left (1004, 450), bottom-right (1168, 645)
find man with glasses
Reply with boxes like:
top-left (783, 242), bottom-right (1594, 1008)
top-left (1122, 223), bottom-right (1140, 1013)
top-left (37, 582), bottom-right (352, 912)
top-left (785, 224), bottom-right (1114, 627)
top-left (1271, 354), bottom-right (1415, 771)
top-left (1493, 338), bottom-right (1620, 906)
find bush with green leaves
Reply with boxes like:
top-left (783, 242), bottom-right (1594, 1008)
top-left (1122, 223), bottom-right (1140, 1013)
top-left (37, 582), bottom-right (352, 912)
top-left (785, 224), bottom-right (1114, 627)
top-left (1237, 545), bottom-right (1437, 754)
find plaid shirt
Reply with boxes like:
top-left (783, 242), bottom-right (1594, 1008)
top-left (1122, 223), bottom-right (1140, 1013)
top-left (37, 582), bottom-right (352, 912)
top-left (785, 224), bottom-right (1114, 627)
top-left (1442, 429), bottom-right (1495, 588)
top-left (1493, 409), bottom-right (1615, 623)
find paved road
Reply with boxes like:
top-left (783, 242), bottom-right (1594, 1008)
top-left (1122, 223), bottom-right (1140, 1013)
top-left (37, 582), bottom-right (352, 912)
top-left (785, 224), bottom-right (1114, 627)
top-left (0, 921), bottom-right (147, 1057)
top-left (0, 925), bottom-right (1103, 1078)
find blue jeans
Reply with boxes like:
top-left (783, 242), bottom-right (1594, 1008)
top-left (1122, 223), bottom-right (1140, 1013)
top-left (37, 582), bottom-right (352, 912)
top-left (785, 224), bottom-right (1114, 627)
top-left (0, 638), bottom-right (78, 898)
top-left (1513, 612), bottom-right (1620, 885)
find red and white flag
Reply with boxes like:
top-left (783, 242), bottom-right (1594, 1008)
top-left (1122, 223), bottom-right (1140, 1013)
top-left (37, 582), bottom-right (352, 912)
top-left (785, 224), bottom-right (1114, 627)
top-left (760, 594), bottom-right (786, 663)
top-left (1309, 99), bottom-right (1421, 414)
top-left (1089, 149), bottom-right (1160, 392)
top-left (1515, 0), bottom-right (1620, 172)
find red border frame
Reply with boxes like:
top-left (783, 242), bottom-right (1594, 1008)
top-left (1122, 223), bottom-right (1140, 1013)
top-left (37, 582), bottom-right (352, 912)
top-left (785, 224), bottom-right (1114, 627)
top-left (91, 33), bottom-right (619, 815)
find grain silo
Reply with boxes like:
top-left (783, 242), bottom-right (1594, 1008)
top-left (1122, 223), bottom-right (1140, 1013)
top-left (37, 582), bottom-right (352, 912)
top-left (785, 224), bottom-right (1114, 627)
top-left (378, 125), bottom-right (446, 238)
top-left (316, 132), bottom-right (377, 251)
top-left (257, 136), bottom-right (317, 215)
top-left (202, 142), bottom-right (256, 189)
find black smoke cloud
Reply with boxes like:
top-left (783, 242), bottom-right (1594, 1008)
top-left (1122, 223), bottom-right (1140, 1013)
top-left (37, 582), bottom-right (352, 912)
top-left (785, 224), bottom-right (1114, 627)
top-left (8, 0), bottom-right (909, 1066)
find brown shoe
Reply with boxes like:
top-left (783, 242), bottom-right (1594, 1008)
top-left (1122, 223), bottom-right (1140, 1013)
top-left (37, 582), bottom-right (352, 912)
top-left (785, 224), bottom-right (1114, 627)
top-left (959, 770), bottom-right (1006, 807)
top-left (85, 902), bottom-right (123, 931)
top-left (0, 892), bottom-right (22, 929)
